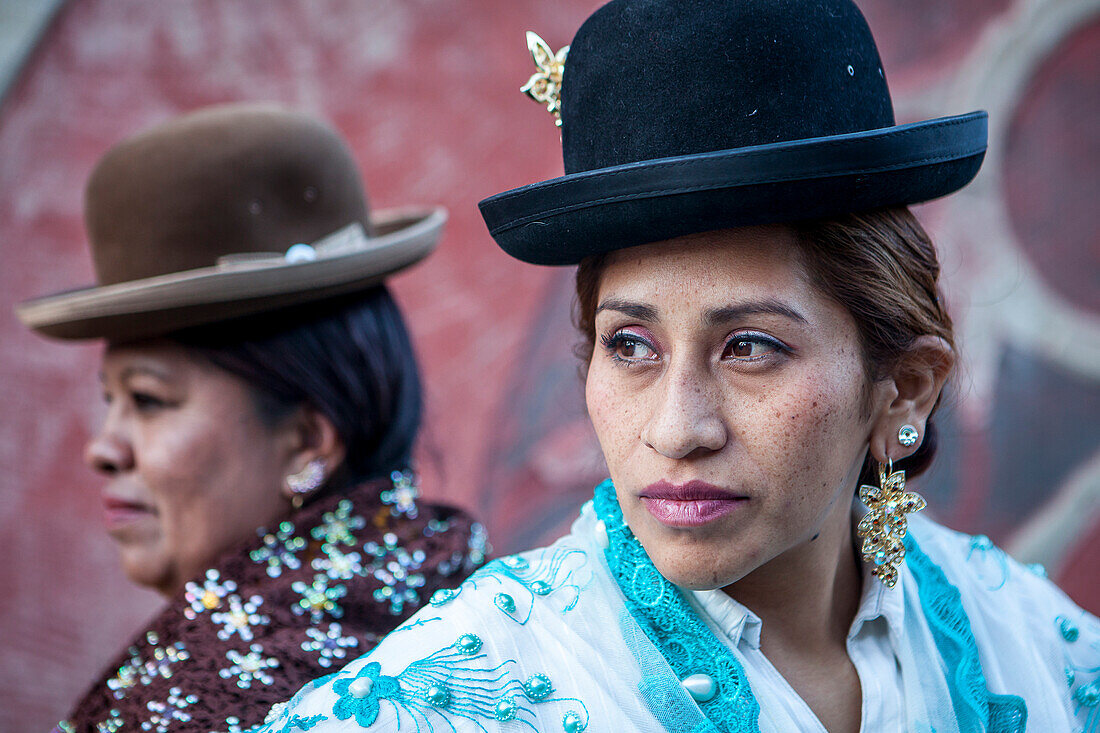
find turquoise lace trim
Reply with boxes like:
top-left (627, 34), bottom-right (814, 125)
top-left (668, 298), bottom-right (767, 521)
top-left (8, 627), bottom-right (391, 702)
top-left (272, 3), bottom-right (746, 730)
top-left (593, 480), bottom-right (760, 733)
top-left (905, 537), bottom-right (1027, 732)
top-left (592, 479), bottom-right (1028, 733)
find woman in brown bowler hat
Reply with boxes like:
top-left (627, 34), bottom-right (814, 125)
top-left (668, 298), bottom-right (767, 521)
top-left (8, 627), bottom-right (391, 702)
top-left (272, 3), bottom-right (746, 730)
top-left (19, 102), bottom-right (488, 733)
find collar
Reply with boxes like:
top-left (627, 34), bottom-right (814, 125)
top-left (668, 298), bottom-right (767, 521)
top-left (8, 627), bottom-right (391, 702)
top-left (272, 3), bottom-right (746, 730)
top-left (685, 516), bottom-right (909, 651)
top-left (849, 553), bottom-right (907, 641)
top-left (689, 589), bottom-right (762, 649)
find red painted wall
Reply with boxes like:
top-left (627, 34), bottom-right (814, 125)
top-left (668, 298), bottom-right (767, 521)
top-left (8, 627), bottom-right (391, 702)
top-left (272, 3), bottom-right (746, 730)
top-left (1, 1), bottom-right (1096, 730)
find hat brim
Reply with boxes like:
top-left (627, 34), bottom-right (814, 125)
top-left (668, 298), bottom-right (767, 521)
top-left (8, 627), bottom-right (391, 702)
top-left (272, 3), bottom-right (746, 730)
top-left (17, 207), bottom-right (446, 341)
top-left (479, 112), bottom-right (987, 265)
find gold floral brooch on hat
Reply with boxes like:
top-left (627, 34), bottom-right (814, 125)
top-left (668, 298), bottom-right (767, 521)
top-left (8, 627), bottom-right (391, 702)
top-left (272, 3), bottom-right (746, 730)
top-left (521, 31), bottom-right (569, 126)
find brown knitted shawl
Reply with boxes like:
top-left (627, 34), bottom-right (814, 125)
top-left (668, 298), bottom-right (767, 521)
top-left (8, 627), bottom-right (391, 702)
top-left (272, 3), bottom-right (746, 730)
top-left (55, 473), bottom-right (488, 733)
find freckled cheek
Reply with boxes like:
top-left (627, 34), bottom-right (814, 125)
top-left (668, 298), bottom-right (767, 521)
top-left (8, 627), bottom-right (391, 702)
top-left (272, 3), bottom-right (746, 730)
top-left (592, 384), bottom-right (659, 470)
top-left (734, 382), bottom-right (849, 492)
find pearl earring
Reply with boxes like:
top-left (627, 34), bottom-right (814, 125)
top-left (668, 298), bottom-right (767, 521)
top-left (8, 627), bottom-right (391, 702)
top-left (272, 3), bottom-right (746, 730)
top-left (287, 458), bottom-right (326, 509)
top-left (898, 424), bottom-right (919, 447)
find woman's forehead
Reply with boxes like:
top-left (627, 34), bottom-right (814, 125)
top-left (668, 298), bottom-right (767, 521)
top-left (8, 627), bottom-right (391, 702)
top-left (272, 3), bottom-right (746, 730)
top-left (101, 341), bottom-right (202, 380)
top-left (598, 226), bottom-right (811, 303)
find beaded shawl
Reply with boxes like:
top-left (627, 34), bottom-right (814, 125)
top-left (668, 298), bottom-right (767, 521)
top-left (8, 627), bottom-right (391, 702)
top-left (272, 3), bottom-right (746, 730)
top-left (55, 473), bottom-right (488, 733)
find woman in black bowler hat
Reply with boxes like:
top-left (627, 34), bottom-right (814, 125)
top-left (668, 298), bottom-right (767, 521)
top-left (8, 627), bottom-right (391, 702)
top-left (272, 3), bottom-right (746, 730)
top-left (252, 2), bottom-right (1097, 731)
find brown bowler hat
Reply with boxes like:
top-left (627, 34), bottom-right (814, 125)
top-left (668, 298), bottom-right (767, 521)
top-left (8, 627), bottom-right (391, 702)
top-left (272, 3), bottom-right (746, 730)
top-left (16, 102), bottom-right (445, 341)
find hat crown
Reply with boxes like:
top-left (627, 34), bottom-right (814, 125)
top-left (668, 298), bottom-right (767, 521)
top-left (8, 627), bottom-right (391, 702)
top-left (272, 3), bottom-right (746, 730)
top-left (84, 103), bottom-right (369, 286)
top-left (561, 0), bottom-right (894, 173)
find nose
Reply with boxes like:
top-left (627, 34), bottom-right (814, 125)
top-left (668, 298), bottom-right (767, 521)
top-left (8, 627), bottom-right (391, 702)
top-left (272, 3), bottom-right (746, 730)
top-left (642, 361), bottom-right (728, 460)
top-left (84, 410), bottom-right (134, 475)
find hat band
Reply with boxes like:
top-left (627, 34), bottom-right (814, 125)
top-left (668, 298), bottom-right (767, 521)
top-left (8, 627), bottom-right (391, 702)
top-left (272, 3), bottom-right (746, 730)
top-left (483, 112), bottom-right (987, 237)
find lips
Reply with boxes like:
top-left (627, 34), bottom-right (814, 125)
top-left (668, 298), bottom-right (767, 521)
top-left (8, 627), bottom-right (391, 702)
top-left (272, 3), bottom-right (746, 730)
top-left (102, 495), bottom-right (154, 529)
top-left (639, 480), bottom-right (747, 527)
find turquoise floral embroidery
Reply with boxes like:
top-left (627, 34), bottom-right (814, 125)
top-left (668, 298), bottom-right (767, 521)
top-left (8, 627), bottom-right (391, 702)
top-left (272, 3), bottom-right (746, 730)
top-left (282, 715), bottom-right (325, 731)
top-left (429, 587), bottom-right (460, 606)
top-left (965, 534), bottom-right (1010, 590)
top-left (469, 546), bottom-right (591, 624)
top-left (1055, 613), bottom-right (1100, 731)
top-left (252, 710), bottom-right (327, 733)
top-left (332, 662), bottom-right (400, 726)
top-left (253, 675), bottom-right (336, 732)
top-left (391, 615), bottom-right (443, 634)
top-left (316, 636), bottom-right (589, 731)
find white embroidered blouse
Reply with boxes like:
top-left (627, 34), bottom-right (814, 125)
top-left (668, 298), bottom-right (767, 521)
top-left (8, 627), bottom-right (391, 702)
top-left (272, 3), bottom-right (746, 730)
top-left (251, 483), bottom-right (1099, 733)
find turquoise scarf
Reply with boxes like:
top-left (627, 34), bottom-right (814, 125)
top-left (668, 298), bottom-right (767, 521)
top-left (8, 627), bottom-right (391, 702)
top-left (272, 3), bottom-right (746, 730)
top-left (592, 479), bottom-right (1026, 732)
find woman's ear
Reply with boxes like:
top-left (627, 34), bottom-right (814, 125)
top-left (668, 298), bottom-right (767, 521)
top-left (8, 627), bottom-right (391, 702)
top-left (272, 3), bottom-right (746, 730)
top-left (868, 335), bottom-right (954, 464)
top-left (279, 407), bottom-right (347, 501)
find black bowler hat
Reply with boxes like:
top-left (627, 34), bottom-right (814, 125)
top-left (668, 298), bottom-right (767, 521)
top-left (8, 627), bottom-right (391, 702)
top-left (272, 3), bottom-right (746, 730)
top-left (478, 0), bottom-right (987, 265)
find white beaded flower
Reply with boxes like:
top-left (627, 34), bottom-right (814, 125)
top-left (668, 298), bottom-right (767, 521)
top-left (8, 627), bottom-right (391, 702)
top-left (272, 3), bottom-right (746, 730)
top-left (381, 470), bottom-right (420, 518)
top-left (140, 687), bottom-right (196, 732)
top-left (312, 545), bottom-right (365, 581)
top-left (310, 499), bottom-right (366, 547)
top-left (301, 622), bottom-right (360, 668)
top-left (183, 569), bottom-right (237, 619)
top-left (210, 594), bottom-right (270, 642)
top-left (219, 645), bottom-right (279, 689)
top-left (291, 573), bottom-right (348, 622)
top-left (250, 521), bottom-right (306, 578)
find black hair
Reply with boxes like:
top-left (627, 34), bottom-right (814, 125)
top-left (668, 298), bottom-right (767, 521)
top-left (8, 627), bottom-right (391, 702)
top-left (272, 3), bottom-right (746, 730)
top-left (173, 286), bottom-right (421, 493)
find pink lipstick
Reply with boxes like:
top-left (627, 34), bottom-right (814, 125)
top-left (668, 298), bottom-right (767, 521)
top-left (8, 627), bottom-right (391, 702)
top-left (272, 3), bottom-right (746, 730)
top-left (639, 480), bottom-right (747, 527)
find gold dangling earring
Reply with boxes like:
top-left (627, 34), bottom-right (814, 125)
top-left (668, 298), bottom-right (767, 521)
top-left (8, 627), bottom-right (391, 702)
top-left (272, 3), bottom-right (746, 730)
top-left (857, 458), bottom-right (926, 588)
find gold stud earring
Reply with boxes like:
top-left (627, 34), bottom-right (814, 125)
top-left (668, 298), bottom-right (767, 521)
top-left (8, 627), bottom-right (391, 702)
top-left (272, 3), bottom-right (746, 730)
top-left (857, 459), bottom-right (926, 588)
top-left (287, 458), bottom-right (326, 510)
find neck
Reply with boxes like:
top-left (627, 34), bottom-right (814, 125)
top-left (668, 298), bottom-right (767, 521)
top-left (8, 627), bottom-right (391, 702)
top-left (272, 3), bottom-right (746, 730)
top-left (724, 499), bottom-right (862, 653)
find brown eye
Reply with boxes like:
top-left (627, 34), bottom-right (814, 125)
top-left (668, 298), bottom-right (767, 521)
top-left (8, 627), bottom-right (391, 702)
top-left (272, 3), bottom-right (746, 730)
top-left (618, 338), bottom-right (655, 360)
top-left (131, 391), bottom-right (168, 411)
top-left (730, 340), bottom-right (754, 357)
top-left (601, 331), bottom-right (659, 363)
top-left (722, 334), bottom-right (782, 361)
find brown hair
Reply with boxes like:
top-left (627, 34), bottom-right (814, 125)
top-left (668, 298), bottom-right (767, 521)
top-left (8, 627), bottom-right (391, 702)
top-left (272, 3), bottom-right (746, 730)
top-left (573, 207), bottom-right (954, 485)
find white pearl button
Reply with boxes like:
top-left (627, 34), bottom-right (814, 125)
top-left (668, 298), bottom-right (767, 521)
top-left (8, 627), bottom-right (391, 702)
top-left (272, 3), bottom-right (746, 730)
top-left (594, 520), bottom-right (609, 549)
top-left (348, 676), bottom-right (374, 698)
top-left (681, 673), bottom-right (716, 702)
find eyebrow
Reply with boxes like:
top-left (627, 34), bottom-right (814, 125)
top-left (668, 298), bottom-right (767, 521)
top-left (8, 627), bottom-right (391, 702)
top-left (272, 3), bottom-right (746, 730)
top-left (595, 298), bottom-right (659, 322)
top-left (118, 364), bottom-right (172, 382)
top-left (595, 297), bottom-right (807, 326)
top-left (703, 299), bottom-right (808, 327)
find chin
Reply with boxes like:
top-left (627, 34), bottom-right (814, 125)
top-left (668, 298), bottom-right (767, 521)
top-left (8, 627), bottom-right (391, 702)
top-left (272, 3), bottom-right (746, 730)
top-left (650, 550), bottom-right (746, 591)
top-left (118, 548), bottom-right (171, 593)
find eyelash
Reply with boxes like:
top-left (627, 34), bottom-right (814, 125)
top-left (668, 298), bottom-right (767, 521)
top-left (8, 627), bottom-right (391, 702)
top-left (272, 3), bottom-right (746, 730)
top-left (600, 331), bottom-right (658, 365)
top-left (722, 332), bottom-right (789, 362)
top-left (131, 391), bottom-right (167, 411)
top-left (599, 329), bottom-right (789, 365)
